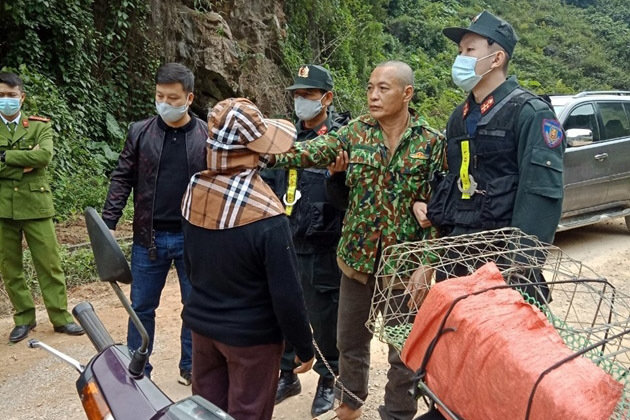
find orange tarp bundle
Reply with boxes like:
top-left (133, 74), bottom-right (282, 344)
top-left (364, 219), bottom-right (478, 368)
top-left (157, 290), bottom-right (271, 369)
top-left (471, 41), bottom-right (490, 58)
top-left (401, 262), bottom-right (622, 420)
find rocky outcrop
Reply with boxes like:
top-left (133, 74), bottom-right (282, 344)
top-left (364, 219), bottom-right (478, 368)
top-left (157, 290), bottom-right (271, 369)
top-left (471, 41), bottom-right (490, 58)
top-left (147, 0), bottom-right (292, 117)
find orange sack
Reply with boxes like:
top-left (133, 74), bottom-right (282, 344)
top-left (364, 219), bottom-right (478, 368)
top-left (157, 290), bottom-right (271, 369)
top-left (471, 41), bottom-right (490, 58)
top-left (401, 262), bottom-right (622, 420)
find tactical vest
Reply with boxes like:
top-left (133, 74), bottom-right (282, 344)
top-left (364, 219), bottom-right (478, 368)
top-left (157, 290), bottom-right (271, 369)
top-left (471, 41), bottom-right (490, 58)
top-left (428, 87), bottom-right (537, 232)
top-left (261, 111), bottom-right (350, 253)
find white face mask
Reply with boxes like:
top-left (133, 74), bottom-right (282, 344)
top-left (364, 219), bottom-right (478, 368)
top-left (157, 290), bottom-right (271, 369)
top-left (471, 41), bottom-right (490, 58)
top-left (155, 95), bottom-right (191, 123)
top-left (294, 93), bottom-right (326, 121)
top-left (451, 52), bottom-right (497, 92)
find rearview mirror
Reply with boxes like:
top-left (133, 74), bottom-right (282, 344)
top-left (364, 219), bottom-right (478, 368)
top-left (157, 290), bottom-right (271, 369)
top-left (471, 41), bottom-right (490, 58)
top-left (566, 128), bottom-right (593, 147)
top-left (85, 207), bottom-right (133, 285)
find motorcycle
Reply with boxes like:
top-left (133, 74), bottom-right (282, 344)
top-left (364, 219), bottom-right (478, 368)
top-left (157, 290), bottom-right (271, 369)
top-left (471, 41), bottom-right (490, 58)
top-left (28, 207), bottom-right (234, 420)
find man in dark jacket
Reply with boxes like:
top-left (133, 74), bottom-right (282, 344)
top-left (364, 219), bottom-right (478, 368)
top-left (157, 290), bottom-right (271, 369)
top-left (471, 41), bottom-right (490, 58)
top-left (261, 64), bottom-right (349, 416)
top-left (419, 11), bottom-right (565, 420)
top-left (102, 63), bottom-right (208, 383)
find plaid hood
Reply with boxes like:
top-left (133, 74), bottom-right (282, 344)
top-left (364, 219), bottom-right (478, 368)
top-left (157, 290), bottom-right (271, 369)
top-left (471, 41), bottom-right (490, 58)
top-left (181, 98), bottom-right (295, 230)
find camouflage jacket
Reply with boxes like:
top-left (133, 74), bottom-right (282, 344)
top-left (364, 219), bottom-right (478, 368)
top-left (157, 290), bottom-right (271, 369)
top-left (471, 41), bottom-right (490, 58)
top-left (274, 112), bottom-right (446, 275)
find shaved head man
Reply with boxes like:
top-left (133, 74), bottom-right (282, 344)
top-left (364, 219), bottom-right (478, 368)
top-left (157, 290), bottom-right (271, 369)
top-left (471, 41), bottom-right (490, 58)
top-left (270, 61), bottom-right (447, 419)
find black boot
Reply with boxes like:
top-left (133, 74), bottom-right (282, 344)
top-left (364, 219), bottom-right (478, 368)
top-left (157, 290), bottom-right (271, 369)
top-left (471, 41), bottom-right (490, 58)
top-left (275, 370), bottom-right (301, 404)
top-left (311, 376), bottom-right (335, 416)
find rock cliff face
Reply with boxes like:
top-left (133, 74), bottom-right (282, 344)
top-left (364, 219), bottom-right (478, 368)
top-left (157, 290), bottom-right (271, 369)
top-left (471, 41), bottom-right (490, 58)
top-left (147, 0), bottom-right (291, 117)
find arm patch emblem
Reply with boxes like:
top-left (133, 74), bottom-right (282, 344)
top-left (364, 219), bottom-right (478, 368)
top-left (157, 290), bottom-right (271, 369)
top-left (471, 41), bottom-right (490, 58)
top-left (542, 119), bottom-right (563, 148)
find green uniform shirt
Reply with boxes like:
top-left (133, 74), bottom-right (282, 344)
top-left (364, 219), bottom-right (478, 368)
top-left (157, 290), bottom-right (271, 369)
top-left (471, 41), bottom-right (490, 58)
top-left (274, 112), bottom-right (446, 275)
top-left (0, 114), bottom-right (55, 220)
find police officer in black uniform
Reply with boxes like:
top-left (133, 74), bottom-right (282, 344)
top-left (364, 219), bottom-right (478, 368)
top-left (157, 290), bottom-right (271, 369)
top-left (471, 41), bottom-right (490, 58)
top-left (261, 64), bottom-right (350, 417)
top-left (427, 10), bottom-right (565, 245)
top-left (420, 11), bottom-right (565, 420)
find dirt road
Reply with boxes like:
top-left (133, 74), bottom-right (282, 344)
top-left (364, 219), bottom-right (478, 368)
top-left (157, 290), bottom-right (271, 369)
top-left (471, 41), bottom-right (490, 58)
top-left (0, 219), bottom-right (628, 420)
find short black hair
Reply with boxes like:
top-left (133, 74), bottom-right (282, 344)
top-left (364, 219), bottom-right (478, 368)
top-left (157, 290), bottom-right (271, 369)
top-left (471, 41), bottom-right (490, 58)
top-left (0, 72), bottom-right (24, 92)
top-left (155, 63), bottom-right (194, 93)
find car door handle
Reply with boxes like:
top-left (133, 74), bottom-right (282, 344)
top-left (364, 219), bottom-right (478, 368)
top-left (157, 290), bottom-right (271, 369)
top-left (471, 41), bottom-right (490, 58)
top-left (594, 153), bottom-right (609, 161)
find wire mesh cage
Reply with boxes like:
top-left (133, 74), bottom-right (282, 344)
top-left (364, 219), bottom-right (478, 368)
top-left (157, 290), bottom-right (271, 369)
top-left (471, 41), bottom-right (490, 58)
top-left (368, 228), bottom-right (630, 419)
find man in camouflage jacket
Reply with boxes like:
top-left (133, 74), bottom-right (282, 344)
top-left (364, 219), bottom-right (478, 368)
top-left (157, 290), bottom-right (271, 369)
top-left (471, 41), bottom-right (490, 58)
top-left (272, 61), bottom-right (446, 420)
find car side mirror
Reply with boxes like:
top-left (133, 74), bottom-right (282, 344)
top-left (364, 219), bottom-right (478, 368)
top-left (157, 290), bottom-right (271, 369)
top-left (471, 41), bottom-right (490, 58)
top-left (566, 128), bottom-right (593, 147)
top-left (84, 207), bottom-right (133, 285)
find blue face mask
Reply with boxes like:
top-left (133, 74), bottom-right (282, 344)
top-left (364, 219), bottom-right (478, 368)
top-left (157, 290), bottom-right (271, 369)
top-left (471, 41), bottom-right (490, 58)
top-left (451, 53), bottom-right (497, 92)
top-left (155, 96), bottom-right (191, 123)
top-left (0, 98), bottom-right (21, 117)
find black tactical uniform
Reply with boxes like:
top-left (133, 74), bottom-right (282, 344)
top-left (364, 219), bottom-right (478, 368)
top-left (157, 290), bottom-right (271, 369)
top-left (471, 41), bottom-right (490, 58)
top-left (261, 64), bottom-right (350, 417)
top-left (422, 13), bottom-right (565, 419)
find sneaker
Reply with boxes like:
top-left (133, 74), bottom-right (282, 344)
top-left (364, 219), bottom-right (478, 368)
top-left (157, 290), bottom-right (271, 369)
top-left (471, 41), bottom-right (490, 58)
top-left (178, 369), bottom-right (192, 386)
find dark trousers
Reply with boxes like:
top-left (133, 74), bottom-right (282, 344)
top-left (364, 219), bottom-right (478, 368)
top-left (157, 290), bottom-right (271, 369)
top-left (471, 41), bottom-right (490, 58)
top-left (334, 273), bottom-right (417, 420)
top-left (280, 252), bottom-right (339, 378)
top-left (191, 332), bottom-right (283, 420)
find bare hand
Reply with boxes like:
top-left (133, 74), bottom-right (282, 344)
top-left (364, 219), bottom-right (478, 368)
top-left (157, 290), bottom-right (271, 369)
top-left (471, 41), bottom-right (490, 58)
top-left (413, 201), bottom-right (432, 228)
top-left (293, 355), bottom-right (315, 374)
top-left (407, 266), bottom-right (434, 310)
top-left (327, 151), bottom-right (349, 176)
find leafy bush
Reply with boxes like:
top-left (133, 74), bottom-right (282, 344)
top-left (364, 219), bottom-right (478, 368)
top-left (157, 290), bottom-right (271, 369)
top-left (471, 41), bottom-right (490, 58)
top-left (0, 0), bottom-right (157, 220)
top-left (282, 0), bottom-right (630, 129)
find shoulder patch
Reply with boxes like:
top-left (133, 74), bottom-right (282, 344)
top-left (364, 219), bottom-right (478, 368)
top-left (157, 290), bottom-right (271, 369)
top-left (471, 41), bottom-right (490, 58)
top-left (542, 119), bottom-right (564, 148)
top-left (28, 115), bottom-right (51, 123)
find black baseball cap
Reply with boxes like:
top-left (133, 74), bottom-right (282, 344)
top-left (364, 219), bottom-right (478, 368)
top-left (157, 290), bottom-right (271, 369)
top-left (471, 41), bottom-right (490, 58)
top-left (286, 64), bottom-right (334, 91)
top-left (443, 11), bottom-right (518, 57)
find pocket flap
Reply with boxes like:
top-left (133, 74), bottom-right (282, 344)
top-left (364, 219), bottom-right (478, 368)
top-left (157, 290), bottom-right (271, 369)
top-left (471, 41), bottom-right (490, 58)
top-left (29, 182), bottom-right (51, 192)
top-left (349, 146), bottom-right (379, 167)
top-left (530, 146), bottom-right (563, 172)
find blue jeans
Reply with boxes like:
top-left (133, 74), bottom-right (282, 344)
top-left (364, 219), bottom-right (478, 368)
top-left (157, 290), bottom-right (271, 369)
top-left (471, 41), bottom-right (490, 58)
top-left (128, 230), bottom-right (192, 376)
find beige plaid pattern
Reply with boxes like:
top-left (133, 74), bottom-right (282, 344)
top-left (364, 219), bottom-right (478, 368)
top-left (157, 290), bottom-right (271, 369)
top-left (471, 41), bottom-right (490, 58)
top-left (182, 98), bottom-right (293, 230)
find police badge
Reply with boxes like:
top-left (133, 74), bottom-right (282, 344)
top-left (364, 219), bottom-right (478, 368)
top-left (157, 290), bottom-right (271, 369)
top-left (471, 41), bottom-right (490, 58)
top-left (297, 66), bottom-right (310, 78)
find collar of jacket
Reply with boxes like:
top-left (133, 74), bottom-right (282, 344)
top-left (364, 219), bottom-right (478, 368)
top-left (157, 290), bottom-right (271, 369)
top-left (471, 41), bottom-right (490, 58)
top-left (156, 110), bottom-right (198, 133)
top-left (464, 75), bottom-right (520, 118)
top-left (296, 109), bottom-right (335, 137)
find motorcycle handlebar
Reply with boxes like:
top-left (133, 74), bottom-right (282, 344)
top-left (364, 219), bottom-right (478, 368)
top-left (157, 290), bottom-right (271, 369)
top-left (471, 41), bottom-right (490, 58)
top-left (72, 302), bottom-right (116, 352)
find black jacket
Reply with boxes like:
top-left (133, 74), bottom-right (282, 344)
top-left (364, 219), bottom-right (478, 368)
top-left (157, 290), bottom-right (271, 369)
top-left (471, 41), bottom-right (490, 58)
top-left (261, 110), bottom-right (350, 254)
top-left (102, 113), bottom-right (208, 247)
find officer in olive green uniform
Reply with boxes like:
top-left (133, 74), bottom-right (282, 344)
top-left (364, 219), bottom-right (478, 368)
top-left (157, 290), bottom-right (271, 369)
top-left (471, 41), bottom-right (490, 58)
top-left (0, 72), bottom-right (83, 343)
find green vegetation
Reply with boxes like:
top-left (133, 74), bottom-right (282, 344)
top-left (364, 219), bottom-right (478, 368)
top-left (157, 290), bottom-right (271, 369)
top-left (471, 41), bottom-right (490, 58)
top-left (0, 0), bottom-right (157, 220)
top-left (283, 0), bottom-right (630, 127)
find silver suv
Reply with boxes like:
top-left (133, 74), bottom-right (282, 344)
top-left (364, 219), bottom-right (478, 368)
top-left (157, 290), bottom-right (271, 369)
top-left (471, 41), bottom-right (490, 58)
top-left (550, 91), bottom-right (630, 232)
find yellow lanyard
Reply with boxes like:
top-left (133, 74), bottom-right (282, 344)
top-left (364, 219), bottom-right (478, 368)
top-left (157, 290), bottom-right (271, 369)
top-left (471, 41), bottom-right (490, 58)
top-left (284, 169), bottom-right (298, 215)
top-left (459, 140), bottom-right (471, 199)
